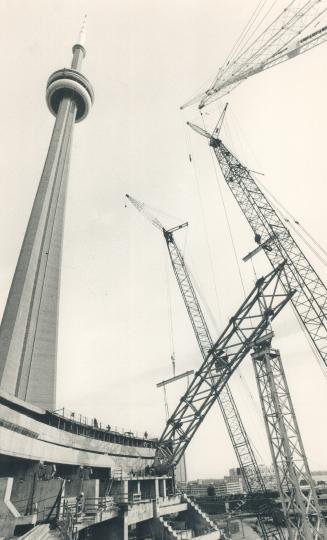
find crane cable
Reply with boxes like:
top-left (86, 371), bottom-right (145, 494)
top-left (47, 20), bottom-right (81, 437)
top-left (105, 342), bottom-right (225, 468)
top-left (200, 111), bottom-right (247, 299)
top-left (255, 176), bottom-right (327, 268)
top-left (223, 0), bottom-right (275, 69)
top-left (225, 107), bottom-right (327, 268)
top-left (181, 109), bottom-right (224, 330)
top-left (164, 247), bottom-right (176, 366)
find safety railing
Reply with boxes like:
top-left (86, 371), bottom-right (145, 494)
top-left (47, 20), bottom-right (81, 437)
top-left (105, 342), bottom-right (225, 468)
top-left (84, 496), bottom-right (116, 514)
top-left (51, 407), bottom-right (155, 440)
top-left (57, 500), bottom-right (78, 540)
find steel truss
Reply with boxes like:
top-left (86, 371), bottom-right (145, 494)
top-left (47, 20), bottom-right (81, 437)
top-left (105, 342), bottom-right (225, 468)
top-left (154, 262), bottom-right (294, 473)
top-left (252, 334), bottom-right (325, 540)
top-left (164, 228), bottom-right (285, 540)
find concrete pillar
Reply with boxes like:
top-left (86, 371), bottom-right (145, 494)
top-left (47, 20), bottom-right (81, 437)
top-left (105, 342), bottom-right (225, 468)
top-left (123, 480), bottom-right (128, 503)
top-left (123, 510), bottom-right (128, 540)
top-left (83, 479), bottom-right (99, 513)
top-left (155, 478), bottom-right (159, 499)
top-left (0, 478), bottom-right (20, 537)
top-left (154, 478), bottom-right (160, 518)
top-left (163, 479), bottom-right (167, 498)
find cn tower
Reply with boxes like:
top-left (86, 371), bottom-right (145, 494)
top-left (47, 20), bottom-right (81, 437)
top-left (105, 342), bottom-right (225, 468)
top-left (0, 18), bottom-right (94, 410)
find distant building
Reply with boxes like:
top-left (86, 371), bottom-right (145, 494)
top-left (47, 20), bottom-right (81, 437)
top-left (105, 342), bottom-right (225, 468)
top-left (187, 483), bottom-right (209, 497)
top-left (187, 475), bottom-right (243, 497)
top-left (312, 471), bottom-right (327, 485)
top-left (226, 477), bottom-right (244, 495)
top-left (229, 468), bottom-right (241, 478)
top-left (213, 480), bottom-right (227, 497)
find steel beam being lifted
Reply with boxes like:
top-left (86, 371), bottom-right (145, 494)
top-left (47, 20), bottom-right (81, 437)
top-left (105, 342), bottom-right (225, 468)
top-left (157, 370), bottom-right (194, 388)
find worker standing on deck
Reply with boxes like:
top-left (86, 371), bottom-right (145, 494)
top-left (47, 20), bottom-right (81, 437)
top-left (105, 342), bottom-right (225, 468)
top-left (77, 492), bottom-right (85, 515)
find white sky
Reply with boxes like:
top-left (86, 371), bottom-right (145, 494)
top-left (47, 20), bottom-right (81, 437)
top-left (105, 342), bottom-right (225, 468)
top-left (1, 0), bottom-right (327, 480)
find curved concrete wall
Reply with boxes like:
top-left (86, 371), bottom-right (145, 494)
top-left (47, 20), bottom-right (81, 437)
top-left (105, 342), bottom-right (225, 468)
top-left (0, 402), bottom-right (155, 472)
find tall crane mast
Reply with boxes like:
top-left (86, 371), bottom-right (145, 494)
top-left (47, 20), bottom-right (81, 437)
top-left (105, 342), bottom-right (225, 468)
top-left (181, 0), bottom-right (327, 109)
top-left (188, 119), bottom-right (327, 371)
top-left (127, 194), bottom-right (284, 539)
top-left (251, 333), bottom-right (325, 540)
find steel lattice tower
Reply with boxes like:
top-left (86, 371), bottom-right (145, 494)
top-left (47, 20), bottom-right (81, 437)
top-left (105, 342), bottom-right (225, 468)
top-left (0, 20), bottom-right (94, 410)
top-left (252, 334), bottom-right (325, 540)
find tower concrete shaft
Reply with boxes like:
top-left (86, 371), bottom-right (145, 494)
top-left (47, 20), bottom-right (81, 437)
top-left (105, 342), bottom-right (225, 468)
top-left (252, 336), bottom-right (325, 540)
top-left (0, 38), bottom-right (94, 410)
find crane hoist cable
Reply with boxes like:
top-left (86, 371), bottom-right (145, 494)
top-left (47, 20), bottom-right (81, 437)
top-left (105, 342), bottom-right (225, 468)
top-left (255, 175), bottom-right (327, 266)
top-left (180, 110), bottom-right (224, 329)
top-left (230, 0), bottom-right (282, 64)
top-left (201, 110), bottom-right (247, 299)
top-left (164, 248), bottom-right (176, 362)
top-left (224, 0), bottom-right (271, 67)
top-left (218, 105), bottom-right (327, 268)
top-left (219, 106), bottom-right (327, 268)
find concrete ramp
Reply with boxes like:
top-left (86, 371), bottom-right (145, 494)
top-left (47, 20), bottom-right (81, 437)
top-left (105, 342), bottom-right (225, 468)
top-left (19, 524), bottom-right (62, 540)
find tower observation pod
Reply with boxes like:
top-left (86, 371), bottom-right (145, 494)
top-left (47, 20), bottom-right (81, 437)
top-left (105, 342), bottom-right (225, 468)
top-left (0, 19), bottom-right (94, 411)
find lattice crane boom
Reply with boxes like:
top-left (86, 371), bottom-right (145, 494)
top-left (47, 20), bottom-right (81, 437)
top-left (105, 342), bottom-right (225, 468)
top-left (188, 122), bottom-right (327, 370)
top-left (181, 0), bottom-right (327, 109)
